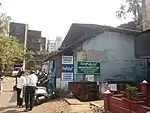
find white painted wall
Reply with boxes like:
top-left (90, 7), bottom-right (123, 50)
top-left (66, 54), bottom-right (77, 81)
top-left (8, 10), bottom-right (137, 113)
top-left (75, 31), bottom-right (146, 81)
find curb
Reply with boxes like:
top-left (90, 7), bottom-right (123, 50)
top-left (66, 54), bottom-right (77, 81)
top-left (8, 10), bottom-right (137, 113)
top-left (64, 98), bottom-right (71, 105)
top-left (90, 102), bottom-right (104, 109)
top-left (64, 98), bottom-right (83, 105)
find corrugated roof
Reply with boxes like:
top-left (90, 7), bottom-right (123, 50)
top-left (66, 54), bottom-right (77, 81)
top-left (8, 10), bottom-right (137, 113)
top-left (44, 50), bottom-right (62, 62)
top-left (60, 23), bottom-right (140, 51)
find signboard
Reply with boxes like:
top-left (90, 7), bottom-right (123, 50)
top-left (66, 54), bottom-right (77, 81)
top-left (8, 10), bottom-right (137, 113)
top-left (77, 61), bottom-right (100, 74)
top-left (85, 75), bottom-right (94, 82)
top-left (108, 84), bottom-right (117, 91)
top-left (62, 56), bottom-right (73, 64)
top-left (62, 64), bottom-right (74, 73)
top-left (62, 56), bottom-right (74, 81)
top-left (62, 73), bottom-right (74, 81)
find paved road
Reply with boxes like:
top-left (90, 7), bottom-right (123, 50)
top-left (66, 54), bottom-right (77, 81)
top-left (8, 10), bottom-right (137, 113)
top-left (0, 77), bottom-right (104, 113)
top-left (0, 77), bottom-right (68, 113)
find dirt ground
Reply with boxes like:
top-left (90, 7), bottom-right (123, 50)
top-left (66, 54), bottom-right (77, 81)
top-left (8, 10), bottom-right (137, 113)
top-left (0, 77), bottom-right (104, 113)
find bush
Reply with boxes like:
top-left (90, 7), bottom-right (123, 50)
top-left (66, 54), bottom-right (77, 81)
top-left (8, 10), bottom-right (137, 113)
top-left (125, 84), bottom-right (138, 100)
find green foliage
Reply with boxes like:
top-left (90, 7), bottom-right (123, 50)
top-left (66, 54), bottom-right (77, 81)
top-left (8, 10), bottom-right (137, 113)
top-left (0, 7), bottom-right (25, 72)
top-left (25, 51), bottom-right (45, 70)
top-left (0, 35), bottom-right (24, 71)
top-left (125, 84), bottom-right (138, 100)
top-left (25, 50), bottom-right (34, 60)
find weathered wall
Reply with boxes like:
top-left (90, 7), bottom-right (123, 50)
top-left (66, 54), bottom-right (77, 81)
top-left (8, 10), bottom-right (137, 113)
top-left (142, 0), bottom-right (150, 31)
top-left (74, 31), bottom-right (146, 81)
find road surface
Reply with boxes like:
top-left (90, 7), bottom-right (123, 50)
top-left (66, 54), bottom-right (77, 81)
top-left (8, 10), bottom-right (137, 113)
top-left (0, 77), bottom-right (104, 113)
top-left (0, 77), bottom-right (69, 113)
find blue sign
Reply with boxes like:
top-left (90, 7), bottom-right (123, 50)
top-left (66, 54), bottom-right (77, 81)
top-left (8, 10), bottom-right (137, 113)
top-left (61, 55), bottom-right (74, 81)
top-left (62, 64), bottom-right (74, 73)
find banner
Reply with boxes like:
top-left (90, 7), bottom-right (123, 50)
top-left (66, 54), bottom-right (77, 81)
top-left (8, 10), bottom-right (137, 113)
top-left (77, 61), bottom-right (100, 74)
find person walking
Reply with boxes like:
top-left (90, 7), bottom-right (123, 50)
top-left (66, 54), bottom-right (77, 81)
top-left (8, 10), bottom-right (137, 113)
top-left (24, 70), bottom-right (38, 112)
top-left (0, 71), bottom-right (4, 93)
top-left (16, 71), bottom-right (26, 107)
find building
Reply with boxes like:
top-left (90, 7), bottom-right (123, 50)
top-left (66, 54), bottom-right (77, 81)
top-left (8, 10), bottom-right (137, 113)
top-left (9, 22), bottom-right (28, 47)
top-left (47, 40), bottom-right (55, 52)
top-left (27, 30), bottom-right (46, 52)
top-left (47, 37), bottom-right (63, 53)
top-left (9, 22), bottom-right (28, 70)
top-left (134, 0), bottom-right (150, 81)
top-left (55, 36), bottom-right (63, 50)
top-left (61, 24), bottom-right (146, 82)
top-left (41, 37), bottom-right (46, 51)
top-left (142, 0), bottom-right (150, 31)
top-left (45, 23), bottom-right (147, 90)
top-left (27, 30), bottom-right (42, 52)
top-left (9, 22), bottom-right (46, 53)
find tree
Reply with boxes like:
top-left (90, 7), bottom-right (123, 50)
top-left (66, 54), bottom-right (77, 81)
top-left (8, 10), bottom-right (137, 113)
top-left (0, 35), bottom-right (24, 71)
top-left (0, 7), bottom-right (33, 71)
top-left (0, 13), bottom-right (11, 35)
top-left (126, 0), bottom-right (141, 18)
top-left (0, 8), bottom-right (24, 71)
top-left (116, 0), bottom-right (142, 30)
top-left (25, 50), bottom-right (34, 61)
top-left (25, 52), bottom-right (45, 70)
top-left (116, 5), bottom-right (127, 19)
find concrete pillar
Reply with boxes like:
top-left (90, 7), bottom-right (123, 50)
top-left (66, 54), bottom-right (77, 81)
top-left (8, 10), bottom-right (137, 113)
top-left (103, 90), bottom-right (113, 111)
top-left (141, 80), bottom-right (150, 106)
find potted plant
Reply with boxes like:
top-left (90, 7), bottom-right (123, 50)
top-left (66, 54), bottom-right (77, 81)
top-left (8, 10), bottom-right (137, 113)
top-left (123, 84), bottom-right (144, 106)
top-left (125, 84), bottom-right (138, 100)
top-left (122, 85), bottom-right (145, 113)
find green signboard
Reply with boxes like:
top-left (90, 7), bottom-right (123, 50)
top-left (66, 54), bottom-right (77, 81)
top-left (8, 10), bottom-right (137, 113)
top-left (77, 61), bottom-right (100, 74)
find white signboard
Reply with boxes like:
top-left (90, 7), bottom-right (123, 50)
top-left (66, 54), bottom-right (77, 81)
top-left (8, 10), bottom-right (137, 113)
top-left (85, 75), bottom-right (94, 82)
top-left (62, 56), bottom-right (73, 64)
top-left (56, 78), bottom-right (61, 89)
top-left (62, 73), bottom-right (73, 81)
top-left (108, 84), bottom-right (117, 91)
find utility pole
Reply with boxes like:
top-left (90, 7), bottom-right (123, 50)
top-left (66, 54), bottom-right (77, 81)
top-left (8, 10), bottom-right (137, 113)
top-left (22, 24), bottom-right (28, 71)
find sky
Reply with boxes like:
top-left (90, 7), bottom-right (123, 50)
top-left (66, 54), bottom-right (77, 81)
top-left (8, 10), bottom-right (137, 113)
top-left (1, 0), bottom-right (133, 40)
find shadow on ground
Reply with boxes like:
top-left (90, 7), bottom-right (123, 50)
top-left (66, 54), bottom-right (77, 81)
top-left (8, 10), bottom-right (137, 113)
top-left (3, 90), bottom-right (14, 92)
top-left (0, 105), bottom-right (25, 113)
top-left (1, 110), bottom-right (20, 113)
top-left (9, 92), bottom-right (16, 103)
top-left (0, 105), bottom-right (17, 112)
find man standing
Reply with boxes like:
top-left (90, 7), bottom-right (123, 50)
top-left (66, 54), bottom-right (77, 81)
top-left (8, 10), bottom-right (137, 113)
top-left (24, 70), bottom-right (38, 112)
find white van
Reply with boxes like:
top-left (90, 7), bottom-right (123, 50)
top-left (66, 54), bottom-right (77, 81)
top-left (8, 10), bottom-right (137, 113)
top-left (11, 67), bottom-right (22, 77)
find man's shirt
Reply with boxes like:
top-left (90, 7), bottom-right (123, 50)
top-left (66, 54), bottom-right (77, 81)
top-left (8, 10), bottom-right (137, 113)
top-left (17, 76), bottom-right (26, 89)
top-left (26, 74), bottom-right (38, 87)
